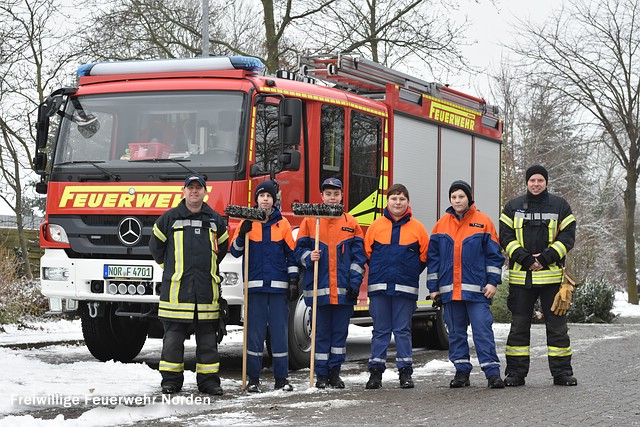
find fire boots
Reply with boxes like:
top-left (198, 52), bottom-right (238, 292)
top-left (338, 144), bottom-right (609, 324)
top-left (449, 371), bottom-right (470, 388)
top-left (274, 378), bottom-right (294, 391)
top-left (504, 373), bottom-right (526, 387)
top-left (329, 368), bottom-right (345, 389)
top-left (365, 366), bottom-right (384, 389)
top-left (487, 376), bottom-right (505, 389)
top-left (399, 367), bottom-right (414, 389)
top-left (553, 374), bottom-right (578, 386)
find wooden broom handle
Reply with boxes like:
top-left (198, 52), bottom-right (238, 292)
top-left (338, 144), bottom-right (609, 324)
top-left (309, 217), bottom-right (320, 388)
top-left (242, 232), bottom-right (249, 391)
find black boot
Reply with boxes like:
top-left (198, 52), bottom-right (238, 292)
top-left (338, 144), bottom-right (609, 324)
top-left (487, 376), bottom-right (505, 389)
top-left (199, 375), bottom-right (223, 396)
top-left (504, 373), bottom-right (526, 387)
top-left (329, 368), bottom-right (345, 389)
top-left (247, 377), bottom-right (261, 393)
top-left (365, 367), bottom-right (384, 389)
top-left (449, 371), bottom-right (470, 388)
top-left (399, 367), bottom-right (414, 389)
top-left (553, 374), bottom-right (577, 386)
top-left (274, 378), bottom-right (293, 391)
top-left (315, 375), bottom-right (328, 389)
top-left (161, 383), bottom-right (181, 394)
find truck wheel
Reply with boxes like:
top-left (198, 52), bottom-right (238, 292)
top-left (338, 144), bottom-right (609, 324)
top-left (424, 308), bottom-right (449, 350)
top-left (80, 302), bottom-right (149, 362)
top-left (287, 293), bottom-right (311, 370)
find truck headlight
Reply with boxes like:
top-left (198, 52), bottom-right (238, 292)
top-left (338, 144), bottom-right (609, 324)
top-left (48, 224), bottom-right (69, 243)
top-left (221, 272), bottom-right (239, 286)
top-left (42, 267), bottom-right (70, 281)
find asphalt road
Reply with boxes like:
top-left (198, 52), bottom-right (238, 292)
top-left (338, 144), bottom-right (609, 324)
top-left (7, 319), bottom-right (640, 426)
top-left (146, 319), bottom-right (640, 426)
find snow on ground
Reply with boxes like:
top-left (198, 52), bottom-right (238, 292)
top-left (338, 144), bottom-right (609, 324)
top-left (611, 291), bottom-right (640, 317)
top-left (0, 292), bottom-right (638, 426)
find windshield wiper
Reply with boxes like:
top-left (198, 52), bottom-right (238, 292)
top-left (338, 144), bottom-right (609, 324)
top-left (129, 157), bottom-right (201, 177)
top-left (55, 160), bottom-right (120, 181)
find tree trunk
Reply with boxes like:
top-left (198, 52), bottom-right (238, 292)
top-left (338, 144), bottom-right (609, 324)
top-left (261, 0), bottom-right (279, 73)
top-left (623, 171), bottom-right (639, 304)
top-left (15, 213), bottom-right (34, 281)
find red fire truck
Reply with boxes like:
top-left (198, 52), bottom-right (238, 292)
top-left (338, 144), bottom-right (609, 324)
top-left (34, 54), bottom-right (502, 369)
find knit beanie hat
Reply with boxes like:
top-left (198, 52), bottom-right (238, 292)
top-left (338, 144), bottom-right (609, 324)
top-left (255, 180), bottom-right (278, 203)
top-left (526, 165), bottom-right (548, 182)
top-left (449, 180), bottom-right (473, 202)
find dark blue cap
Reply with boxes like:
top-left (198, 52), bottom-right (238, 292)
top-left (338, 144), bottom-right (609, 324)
top-left (184, 174), bottom-right (207, 189)
top-left (321, 178), bottom-right (343, 191)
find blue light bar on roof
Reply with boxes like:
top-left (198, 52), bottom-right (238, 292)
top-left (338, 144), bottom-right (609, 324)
top-left (228, 56), bottom-right (265, 71)
top-left (77, 56), bottom-right (265, 77)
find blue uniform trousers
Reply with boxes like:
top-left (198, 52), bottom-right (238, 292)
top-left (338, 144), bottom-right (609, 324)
top-left (314, 304), bottom-right (354, 376)
top-left (368, 294), bottom-right (415, 371)
top-left (444, 300), bottom-right (501, 378)
top-left (247, 292), bottom-right (289, 380)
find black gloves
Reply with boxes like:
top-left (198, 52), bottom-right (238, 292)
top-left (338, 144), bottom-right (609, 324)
top-left (345, 286), bottom-right (359, 302)
top-left (288, 279), bottom-right (299, 301)
top-left (217, 297), bottom-right (229, 344)
top-left (238, 220), bottom-right (252, 238)
top-left (428, 294), bottom-right (443, 309)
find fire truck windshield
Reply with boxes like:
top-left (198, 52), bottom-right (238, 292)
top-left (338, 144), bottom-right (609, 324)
top-left (54, 91), bottom-right (245, 170)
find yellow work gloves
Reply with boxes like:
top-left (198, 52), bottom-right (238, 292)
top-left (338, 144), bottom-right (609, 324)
top-left (551, 283), bottom-right (574, 316)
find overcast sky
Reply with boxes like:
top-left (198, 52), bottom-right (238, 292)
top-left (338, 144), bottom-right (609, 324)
top-left (448, 0), bottom-right (561, 95)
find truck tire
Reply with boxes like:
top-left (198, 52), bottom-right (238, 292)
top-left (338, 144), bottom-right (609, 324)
top-left (411, 309), bottom-right (449, 350)
top-left (80, 302), bottom-right (149, 362)
top-left (425, 308), bottom-right (449, 350)
top-left (287, 293), bottom-right (311, 370)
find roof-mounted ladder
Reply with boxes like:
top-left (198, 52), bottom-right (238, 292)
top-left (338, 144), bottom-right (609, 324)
top-left (298, 53), bottom-right (494, 114)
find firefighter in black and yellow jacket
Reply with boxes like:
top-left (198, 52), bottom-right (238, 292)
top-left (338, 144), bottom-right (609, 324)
top-left (150, 174), bottom-right (229, 396)
top-left (499, 165), bottom-right (577, 387)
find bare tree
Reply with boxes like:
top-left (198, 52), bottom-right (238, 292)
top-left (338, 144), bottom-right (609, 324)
top-left (509, 0), bottom-right (640, 303)
top-left (0, 0), bottom-right (76, 280)
top-left (80, 0), bottom-right (493, 76)
top-left (79, 0), bottom-right (336, 72)
top-left (303, 0), bottom-right (473, 77)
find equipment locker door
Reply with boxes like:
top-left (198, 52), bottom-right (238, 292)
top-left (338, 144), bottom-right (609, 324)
top-left (392, 115), bottom-right (438, 228)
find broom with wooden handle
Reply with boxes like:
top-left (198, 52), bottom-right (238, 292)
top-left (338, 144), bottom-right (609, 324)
top-left (292, 203), bottom-right (343, 388)
top-left (224, 205), bottom-right (267, 392)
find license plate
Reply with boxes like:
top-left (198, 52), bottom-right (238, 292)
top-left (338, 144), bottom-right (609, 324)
top-left (104, 265), bottom-right (153, 280)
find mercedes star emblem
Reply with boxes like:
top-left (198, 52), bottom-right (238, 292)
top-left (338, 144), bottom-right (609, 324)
top-left (117, 217), bottom-right (143, 246)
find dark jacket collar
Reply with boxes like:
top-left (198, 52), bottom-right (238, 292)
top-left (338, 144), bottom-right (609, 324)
top-left (383, 206), bottom-right (412, 225)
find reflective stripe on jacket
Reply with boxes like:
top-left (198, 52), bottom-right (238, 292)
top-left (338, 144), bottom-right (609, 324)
top-left (364, 207), bottom-right (429, 301)
top-left (294, 211), bottom-right (366, 306)
top-left (229, 208), bottom-right (298, 294)
top-left (149, 200), bottom-right (228, 322)
top-left (426, 204), bottom-right (504, 303)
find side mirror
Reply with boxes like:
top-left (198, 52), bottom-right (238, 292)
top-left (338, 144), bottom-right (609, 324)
top-left (279, 98), bottom-right (301, 147)
top-left (36, 88), bottom-right (77, 149)
top-left (35, 181), bottom-right (48, 195)
top-left (34, 152), bottom-right (47, 173)
top-left (250, 163), bottom-right (268, 177)
top-left (280, 149), bottom-right (301, 171)
top-left (36, 104), bottom-right (50, 149)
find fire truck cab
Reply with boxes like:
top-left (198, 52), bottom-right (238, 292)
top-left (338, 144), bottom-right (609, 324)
top-left (34, 54), bottom-right (502, 369)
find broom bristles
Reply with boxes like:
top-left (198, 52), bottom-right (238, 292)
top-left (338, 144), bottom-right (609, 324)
top-left (292, 203), bottom-right (344, 217)
top-left (225, 205), bottom-right (268, 221)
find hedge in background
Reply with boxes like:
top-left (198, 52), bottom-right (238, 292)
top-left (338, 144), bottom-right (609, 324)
top-left (0, 248), bottom-right (47, 324)
top-left (491, 279), bottom-right (511, 324)
top-left (491, 274), bottom-right (617, 324)
top-left (567, 277), bottom-right (616, 323)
